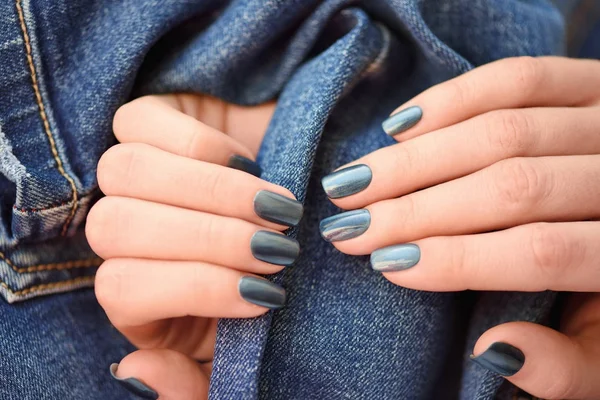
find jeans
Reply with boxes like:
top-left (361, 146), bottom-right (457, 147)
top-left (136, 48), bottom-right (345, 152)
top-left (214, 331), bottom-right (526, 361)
top-left (0, 0), bottom-right (564, 398)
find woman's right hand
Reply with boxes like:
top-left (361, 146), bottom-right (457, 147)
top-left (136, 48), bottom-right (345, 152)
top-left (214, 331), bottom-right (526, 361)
top-left (86, 94), bottom-right (302, 399)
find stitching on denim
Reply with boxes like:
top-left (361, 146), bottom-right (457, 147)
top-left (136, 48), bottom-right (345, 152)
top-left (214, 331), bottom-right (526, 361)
top-left (13, 202), bottom-right (71, 213)
top-left (0, 251), bottom-right (102, 273)
top-left (0, 275), bottom-right (95, 296)
top-left (15, 0), bottom-right (79, 236)
top-left (12, 187), bottom-right (99, 213)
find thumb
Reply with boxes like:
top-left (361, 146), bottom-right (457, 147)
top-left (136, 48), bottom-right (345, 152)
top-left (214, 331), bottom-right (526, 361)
top-left (471, 321), bottom-right (600, 399)
top-left (110, 349), bottom-right (210, 399)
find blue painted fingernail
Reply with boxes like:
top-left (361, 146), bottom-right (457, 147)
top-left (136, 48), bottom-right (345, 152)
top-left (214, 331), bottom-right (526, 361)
top-left (228, 155), bottom-right (262, 177)
top-left (370, 244), bottom-right (420, 272)
top-left (322, 164), bottom-right (372, 199)
top-left (250, 231), bottom-right (300, 266)
top-left (470, 342), bottom-right (525, 377)
top-left (254, 190), bottom-right (303, 227)
top-left (110, 363), bottom-right (159, 399)
top-left (320, 209), bottom-right (371, 242)
top-left (382, 106), bottom-right (423, 136)
top-left (239, 276), bottom-right (286, 309)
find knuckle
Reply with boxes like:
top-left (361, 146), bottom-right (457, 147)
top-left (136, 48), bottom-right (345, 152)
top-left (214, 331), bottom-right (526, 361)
top-left (192, 214), bottom-right (221, 257)
top-left (94, 259), bottom-right (125, 311)
top-left (391, 143), bottom-right (419, 175)
top-left (511, 56), bottom-right (545, 100)
top-left (112, 98), bottom-right (147, 138)
top-left (486, 110), bottom-right (535, 155)
top-left (198, 166), bottom-right (225, 203)
top-left (97, 143), bottom-right (141, 194)
top-left (445, 237), bottom-right (468, 287)
top-left (529, 223), bottom-right (573, 283)
top-left (183, 121), bottom-right (209, 160)
top-left (190, 263), bottom-right (217, 309)
top-left (446, 78), bottom-right (473, 110)
top-left (542, 361), bottom-right (579, 399)
top-left (86, 197), bottom-right (120, 257)
top-left (395, 195), bottom-right (418, 232)
top-left (490, 158), bottom-right (545, 211)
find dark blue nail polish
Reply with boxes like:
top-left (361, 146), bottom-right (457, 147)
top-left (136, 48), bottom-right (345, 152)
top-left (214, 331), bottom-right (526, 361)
top-left (322, 164), bottom-right (372, 199)
top-left (470, 342), bottom-right (525, 377)
top-left (110, 363), bottom-right (159, 399)
top-left (250, 231), bottom-right (300, 266)
top-left (227, 155), bottom-right (262, 177)
top-left (320, 209), bottom-right (371, 242)
top-left (382, 106), bottom-right (423, 136)
top-left (239, 276), bottom-right (286, 309)
top-left (254, 190), bottom-right (303, 227)
top-left (370, 244), bottom-right (420, 272)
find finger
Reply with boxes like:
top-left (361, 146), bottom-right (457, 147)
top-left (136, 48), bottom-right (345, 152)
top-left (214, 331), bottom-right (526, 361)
top-left (97, 143), bottom-right (302, 230)
top-left (95, 258), bottom-right (286, 329)
top-left (323, 155), bottom-right (600, 255)
top-left (325, 106), bottom-right (600, 209)
top-left (86, 197), bottom-right (300, 273)
top-left (110, 349), bottom-right (209, 400)
top-left (113, 95), bottom-right (256, 167)
top-left (370, 221), bottom-right (600, 292)
top-left (471, 320), bottom-right (600, 399)
top-left (382, 57), bottom-right (600, 140)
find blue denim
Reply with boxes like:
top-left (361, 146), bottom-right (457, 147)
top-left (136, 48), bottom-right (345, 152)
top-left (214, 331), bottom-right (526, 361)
top-left (0, 0), bottom-right (564, 399)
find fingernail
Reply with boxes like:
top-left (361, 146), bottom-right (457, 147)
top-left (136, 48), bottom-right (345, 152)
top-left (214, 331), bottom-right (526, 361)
top-left (239, 276), bottom-right (286, 309)
top-left (251, 231), bottom-right (300, 266)
top-left (371, 244), bottom-right (420, 272)
top-left (254, 190), bottom-right (303, 227)
top-left (322, 164), bottom-right (372, 199)
top-left (109, 363), bottom-right (159, 400)
top-left (228, 155), bottom-right (262, 177)
top-left (320, 209), bottom-right (370, 242)
top-left (470, 342), bottom-right (525, 377)
top-left (382, 106), bottom-right (422, 136)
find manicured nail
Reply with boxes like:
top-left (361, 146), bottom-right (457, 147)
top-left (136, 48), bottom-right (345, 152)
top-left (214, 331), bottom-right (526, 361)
top-left (228, 155), bottom-right (262, 177)
top-left (250, 231), bottom-right (300, 266)
top-left (322, 164), bottom-right (372, 199)
top-left (239, 276), bottom-right (286, 309)
top-left (470, 342), bottom-right (525, 377)
top-left (320, 209), bottom-right (370, 242)
top-left (382, 106), bottom-right (422, 136)
top-left (109, 363), bottom-right (158, 399)
top-left (254, 190), bottom-right (303, 227)
top-left (370, 244), bottom-right (420, 272)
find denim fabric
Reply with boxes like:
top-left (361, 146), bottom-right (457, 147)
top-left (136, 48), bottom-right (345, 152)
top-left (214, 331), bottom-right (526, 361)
top-left (0, 0), bottom-right (564, 398)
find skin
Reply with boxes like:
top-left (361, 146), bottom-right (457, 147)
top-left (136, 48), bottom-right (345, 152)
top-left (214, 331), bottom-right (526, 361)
top-left (89, 57), bottom-right (600, 399)
top-left (89, 94), bottom-right (277, 399)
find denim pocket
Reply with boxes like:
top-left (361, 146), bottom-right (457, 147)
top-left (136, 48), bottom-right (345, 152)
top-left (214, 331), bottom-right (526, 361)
top-left (0, 1), bottom-right (100, 303)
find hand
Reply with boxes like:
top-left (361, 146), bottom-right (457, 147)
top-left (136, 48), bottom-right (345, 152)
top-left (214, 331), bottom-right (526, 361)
top-left (87, 94), bottom-right (302, 399)
top-left (319, 57), bottom-right (600, 399)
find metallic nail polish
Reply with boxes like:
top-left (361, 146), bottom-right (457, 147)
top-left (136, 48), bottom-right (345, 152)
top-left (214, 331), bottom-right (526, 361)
top-left (109, 363), bottom-right (159, 400)
top-left (371, 244), bottom-right (420, 272)
top-left (250, 231), bottom-right (300, 266)
top-left (239, 276), bottom-right (286, 309)
top-left (321, 164), bottom-right (372, 199)
top-left (254, 190), bottom-right (303, 227)
top-left (227, 155), bottom-right (262, 177)
top-left (382, 106), bottom-right (423, 136)
top-left (470, 342), bottom-right (525, 377)
top-left (320, 209), bottom-right (371, 242)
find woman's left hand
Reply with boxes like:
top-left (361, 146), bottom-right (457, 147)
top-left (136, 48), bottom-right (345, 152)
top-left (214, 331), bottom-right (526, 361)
top-left (320, 56), bottom-right (600, 399)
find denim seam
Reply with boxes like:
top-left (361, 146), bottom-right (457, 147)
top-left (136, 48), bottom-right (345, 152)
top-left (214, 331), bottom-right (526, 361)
top-left (0, 275), bottom-right (95, 296)
top-left (12, 188), bottom-right (98, 213)
top-left (15, 0), bottom-right (79, 236)
top-left (0, 252), bottom-right (102, 273)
